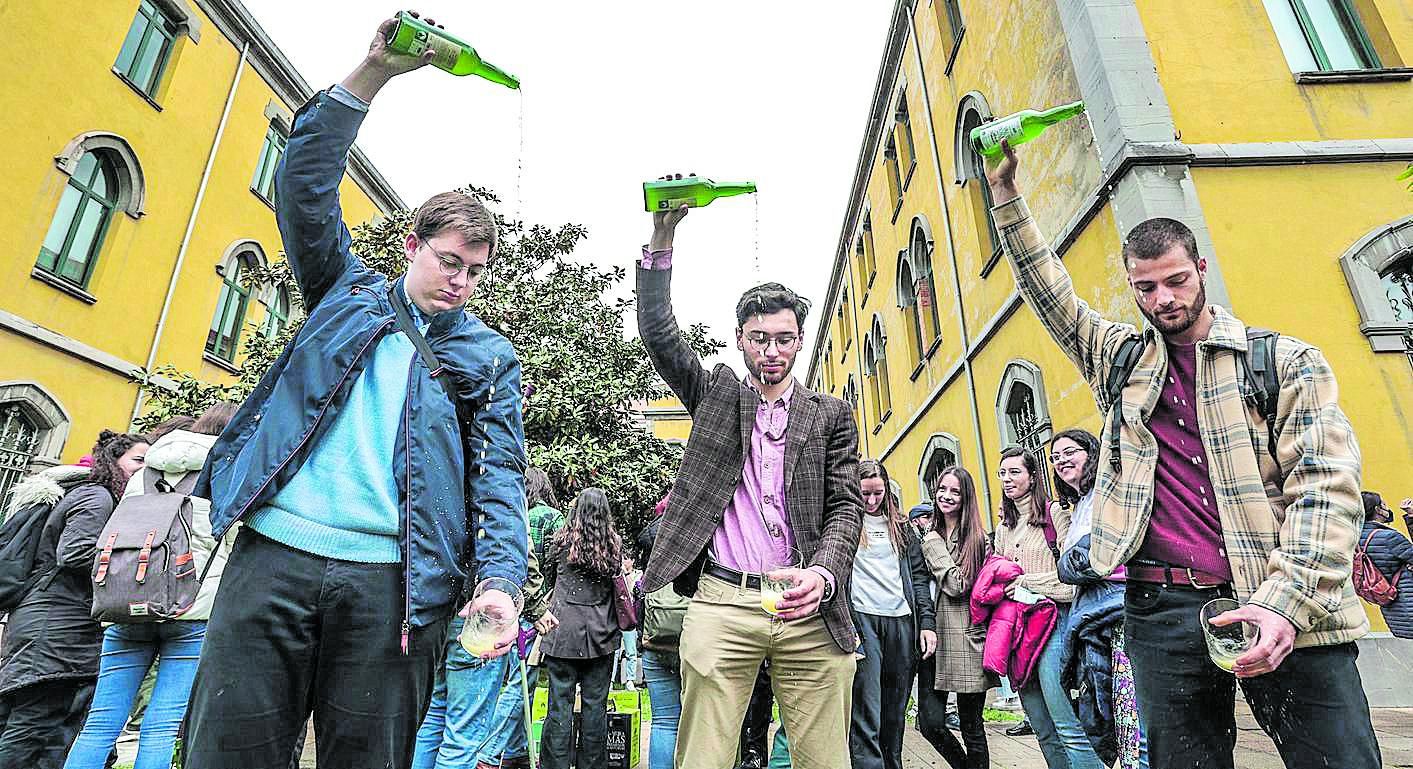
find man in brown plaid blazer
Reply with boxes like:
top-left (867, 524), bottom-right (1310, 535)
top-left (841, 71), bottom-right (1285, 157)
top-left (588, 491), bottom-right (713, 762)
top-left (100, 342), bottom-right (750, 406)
top-left (636, 198), bottom-right (863, 769)
top-left (988, 141), bottom-right (1378, 769)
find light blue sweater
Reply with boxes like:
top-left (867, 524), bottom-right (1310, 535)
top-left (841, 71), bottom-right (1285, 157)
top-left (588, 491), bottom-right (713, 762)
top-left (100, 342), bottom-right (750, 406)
top-left (246, 285), bottom-right (427, 563)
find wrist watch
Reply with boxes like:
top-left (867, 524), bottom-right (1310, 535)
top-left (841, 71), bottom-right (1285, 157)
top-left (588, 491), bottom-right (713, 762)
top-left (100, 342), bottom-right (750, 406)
top-left (820, 575), bottom-right (835, 603)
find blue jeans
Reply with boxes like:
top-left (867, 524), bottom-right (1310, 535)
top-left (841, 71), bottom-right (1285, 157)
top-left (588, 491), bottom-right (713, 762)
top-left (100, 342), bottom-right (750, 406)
top-left (640, 649), bottom-right (682, 769)
top-left (1019, 604), bottom-right (1104, 769)
top-left (414, 616), bottom-right (525, 769)
top-left (618, 630), bottom-right (640, 684)
top-left (63, 621), bottom-right (206, 769)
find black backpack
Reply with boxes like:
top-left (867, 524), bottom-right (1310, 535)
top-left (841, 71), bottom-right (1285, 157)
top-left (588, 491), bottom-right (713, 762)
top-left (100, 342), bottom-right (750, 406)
top-left (0, 497), bottom-right (68, 612)
top-left (1104, 327), bottom-right (1280, 472)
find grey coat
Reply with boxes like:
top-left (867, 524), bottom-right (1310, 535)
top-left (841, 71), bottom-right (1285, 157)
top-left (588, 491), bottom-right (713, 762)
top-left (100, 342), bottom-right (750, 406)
top-left (920, 530), bottom-right (996, 694)
top-left (0, 478), bottom-right (114, 695)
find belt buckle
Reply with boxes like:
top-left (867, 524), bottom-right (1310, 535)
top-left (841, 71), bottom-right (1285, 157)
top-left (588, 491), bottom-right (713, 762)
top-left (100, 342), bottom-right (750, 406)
top-left (1186, 568), bottom-right (1220, 590)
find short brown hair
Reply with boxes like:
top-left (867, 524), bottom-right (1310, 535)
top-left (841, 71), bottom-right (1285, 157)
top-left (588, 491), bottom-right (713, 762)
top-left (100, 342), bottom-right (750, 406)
top-left (1122, 217), bottom-right (1198, 268)
top-left (735, 282), bottom-right (810, 331)
top-left (412, 192), bottom-right (498, 261)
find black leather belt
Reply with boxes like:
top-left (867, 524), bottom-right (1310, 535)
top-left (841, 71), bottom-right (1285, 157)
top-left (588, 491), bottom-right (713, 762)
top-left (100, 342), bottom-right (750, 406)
top-left (703, 559), bottom-right (763, 590)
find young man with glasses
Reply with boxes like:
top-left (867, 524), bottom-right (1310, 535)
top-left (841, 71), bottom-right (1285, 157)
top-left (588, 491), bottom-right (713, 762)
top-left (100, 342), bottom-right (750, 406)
top-left (986, 139), bottom-right (1377, 769)
top-left (183, 15), bottom-right (527, 769)
top-left (635, 200), bottom-right (864, 769)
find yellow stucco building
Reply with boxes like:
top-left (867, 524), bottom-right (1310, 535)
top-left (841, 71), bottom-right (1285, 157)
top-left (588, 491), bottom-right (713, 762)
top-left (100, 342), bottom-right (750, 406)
top-left (806, 0), bottom-right (1413, 700)
top-left (0, 0), bottom-right (402, 504)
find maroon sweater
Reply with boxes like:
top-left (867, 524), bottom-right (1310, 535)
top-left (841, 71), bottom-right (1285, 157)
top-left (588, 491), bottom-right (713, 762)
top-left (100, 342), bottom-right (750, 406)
top-left (1134, 341), bottom-right (1233, 581)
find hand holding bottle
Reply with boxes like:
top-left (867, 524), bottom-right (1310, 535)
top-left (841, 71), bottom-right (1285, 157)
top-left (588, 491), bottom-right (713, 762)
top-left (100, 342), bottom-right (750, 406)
top-left (340, 11), bottom-right (440, 102)
top-left (649, 173), bottom-right (692, 252)
top-left (984, 139), bottom-right (1021, 206)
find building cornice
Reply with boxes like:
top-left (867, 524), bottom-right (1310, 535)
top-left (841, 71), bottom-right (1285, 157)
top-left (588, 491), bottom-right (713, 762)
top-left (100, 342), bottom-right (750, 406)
top-left (806, 0), bottom-right (913, 387)
top-left (191, 0), bottom-right (406, 215)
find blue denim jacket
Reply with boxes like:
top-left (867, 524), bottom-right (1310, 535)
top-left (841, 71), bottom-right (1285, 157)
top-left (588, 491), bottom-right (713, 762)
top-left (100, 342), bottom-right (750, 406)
top-left (195, 90), bottom-right (528, 634)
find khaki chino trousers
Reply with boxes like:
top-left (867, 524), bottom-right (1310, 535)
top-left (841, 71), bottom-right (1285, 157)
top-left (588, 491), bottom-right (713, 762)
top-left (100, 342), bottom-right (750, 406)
top-left (675, 574), bottom-right (855, 769)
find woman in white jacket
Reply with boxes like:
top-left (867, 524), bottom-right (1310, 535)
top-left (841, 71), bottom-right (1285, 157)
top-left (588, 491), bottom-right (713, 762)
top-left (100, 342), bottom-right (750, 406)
top-left (64, 403), bottom-right (238, 769)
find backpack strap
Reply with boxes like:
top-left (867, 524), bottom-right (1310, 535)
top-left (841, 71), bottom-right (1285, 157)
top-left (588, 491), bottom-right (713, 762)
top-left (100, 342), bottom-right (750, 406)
top-left (1242, 327), bottom-right (1281, 463)
top-left (390, 284), bottom-right (462, 405)
top-left (152, 470), bottom-right (200, 497)
top-left (1105, 336), bottom-right (1146, 472)
top-left (1041, 501), bottom-right (1062, 564)
top-left (142, 467), bottom-right (163, 496)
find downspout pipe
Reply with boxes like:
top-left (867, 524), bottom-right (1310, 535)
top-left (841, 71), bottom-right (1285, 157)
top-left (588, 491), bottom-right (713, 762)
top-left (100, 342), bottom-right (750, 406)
top-left (132, 41), bottom-right (250, 426)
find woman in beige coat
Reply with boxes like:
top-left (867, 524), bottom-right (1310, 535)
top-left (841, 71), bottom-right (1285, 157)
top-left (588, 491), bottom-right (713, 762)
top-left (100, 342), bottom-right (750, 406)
top-left (916, 466), bottom-right (994, 769)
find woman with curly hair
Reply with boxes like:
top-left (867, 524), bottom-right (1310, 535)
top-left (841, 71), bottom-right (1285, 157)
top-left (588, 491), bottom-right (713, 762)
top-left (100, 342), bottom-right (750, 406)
top-left (539, 488), bottom-right (623, 769)
top-left (0, 430), bottom-right (147, 768)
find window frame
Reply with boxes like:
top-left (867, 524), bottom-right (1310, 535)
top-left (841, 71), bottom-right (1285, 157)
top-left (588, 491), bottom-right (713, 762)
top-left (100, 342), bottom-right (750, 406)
top-left (1286, 0), bottom-right (1381, 72)
top-left (956, 96), bottom-right (1002, 275)
top-left (934, 0), bottom-right (966, 73)
top-left (113, 0), bottom-right (180, 100)
top-left (250, 122), bottom-right (289, 208)
top-left (206, 248), bottom-right (263, 363)
top-left (260, 285), bottom-right (292, 340)
top-left (883, 135), bottom-right (903, 224)
top-left (1339, 215), bottom-right (1413, 352)
top-left (894, 91), bottom-right (918, 193)
top-left (35, 152), bottom-right (119, 291)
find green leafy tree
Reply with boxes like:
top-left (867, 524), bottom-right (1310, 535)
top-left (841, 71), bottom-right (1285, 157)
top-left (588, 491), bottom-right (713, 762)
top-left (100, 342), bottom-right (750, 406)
top-left (1400, 162), bottom-right (1413, 191)
top-left (134, 187), bottom-right (720, 545)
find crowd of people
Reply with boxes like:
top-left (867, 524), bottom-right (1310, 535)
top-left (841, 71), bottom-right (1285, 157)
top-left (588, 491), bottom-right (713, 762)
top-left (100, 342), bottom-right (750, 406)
top-left (2, 12), bottom-right (1410, 769)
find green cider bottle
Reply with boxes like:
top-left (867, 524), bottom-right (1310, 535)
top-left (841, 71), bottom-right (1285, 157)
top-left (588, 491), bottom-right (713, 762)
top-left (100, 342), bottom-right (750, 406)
top-left (384, 11), bottom-right (520, 89)
top-left (969, 100), bottom-right (1085, 158)
top-left (643, 176), bottom-right (757, 212)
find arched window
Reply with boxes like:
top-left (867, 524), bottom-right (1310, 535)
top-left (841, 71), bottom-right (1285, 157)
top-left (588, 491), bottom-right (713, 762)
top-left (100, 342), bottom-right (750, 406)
top-left (35, 151), bottom-right (119, 289)
top-left (918, 432), bottom-right (963, 500)
top-left (0, 384), bottom-right (69, 513)
top-left (1340, 216), bottom-right (1413, 352)
top-left (895, 216), bottom-right (943, 362)
top-left (854, 209), bottom-right (876, 293)
top-left (843, 374), bottom-right (862, 438)
top-left (863, 315), bottom-right (893, 424)
top-left (896, 253), bottom-right (922, 361)
top-left (207, 242), bottom-right (267, 363)
top-left (0, 405), bottom-right (40, 513)
top-left (956, 94), bottom-right (1000, 272)
top-left (997, 361), bottom-right (1054, 497)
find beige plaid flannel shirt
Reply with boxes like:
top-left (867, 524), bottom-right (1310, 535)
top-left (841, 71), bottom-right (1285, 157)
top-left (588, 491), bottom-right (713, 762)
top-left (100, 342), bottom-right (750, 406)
top-left (995, 197), bottom-right (1367, 648)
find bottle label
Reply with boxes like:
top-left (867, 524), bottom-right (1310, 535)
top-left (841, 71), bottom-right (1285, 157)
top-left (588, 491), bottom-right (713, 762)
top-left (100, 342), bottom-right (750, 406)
top-left (659, 197), bottom-right (694, 210)
top-left (976, 117), bottom-right (1023, 150)
top-left (408, 29), bottom-right (461, 71)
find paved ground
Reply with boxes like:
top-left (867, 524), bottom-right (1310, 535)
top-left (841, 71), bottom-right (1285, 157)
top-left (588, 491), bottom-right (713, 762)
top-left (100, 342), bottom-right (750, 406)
top-left (900, 702), bottom-right (1413, 768)
top-left (115, 700), bottom-right (1413, 768)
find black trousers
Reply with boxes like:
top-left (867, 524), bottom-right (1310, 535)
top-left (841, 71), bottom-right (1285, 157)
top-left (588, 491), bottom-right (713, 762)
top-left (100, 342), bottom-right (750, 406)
top-left (738, 662), bottom-right (773, 764)
top-left (542, 653), bottom-right (614, 769)
top-left (849, 612), bottom-right (916, 769)
top-left (914, 655), bottom-right (987, 769)
top-left (182, 530), bottom-right (447, 769)
top-left (1125, 580), bottom-right (1382, 769)
top-left (0, 677), bottom-right (94, 769)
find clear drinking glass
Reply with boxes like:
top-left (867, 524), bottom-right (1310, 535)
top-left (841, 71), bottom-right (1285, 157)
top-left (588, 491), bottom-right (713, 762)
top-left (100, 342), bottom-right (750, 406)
top-left (1200, 597), bottom-right (1260, 672)
top-left (459, 577), bottom-right (525, 657)
top-left (760, 547), bottom-right (802, 616)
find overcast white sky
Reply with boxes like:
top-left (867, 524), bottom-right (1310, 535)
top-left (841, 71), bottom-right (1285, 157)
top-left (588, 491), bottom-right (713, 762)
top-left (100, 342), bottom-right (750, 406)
top-left (242, 2), bottom-right (892, 371)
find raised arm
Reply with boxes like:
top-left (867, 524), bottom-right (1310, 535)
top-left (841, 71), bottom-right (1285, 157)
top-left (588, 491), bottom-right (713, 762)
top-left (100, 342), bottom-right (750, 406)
top-left (276, 15), bottom-right (435, 310)
top-left (636, 197), bottom-right (711, 413)
top-left (987, 143), bottom-right (1136, 393)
